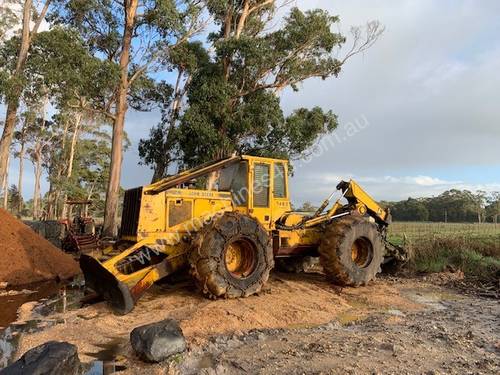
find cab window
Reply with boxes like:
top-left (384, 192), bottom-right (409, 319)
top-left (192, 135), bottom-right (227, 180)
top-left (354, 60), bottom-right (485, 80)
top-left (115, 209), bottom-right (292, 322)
top-left (219, 161), bottom-right (248, 206)
top-left (273, 163), bottom-right (286, 198)
top-left (253, 163), bottom-right (270, 207)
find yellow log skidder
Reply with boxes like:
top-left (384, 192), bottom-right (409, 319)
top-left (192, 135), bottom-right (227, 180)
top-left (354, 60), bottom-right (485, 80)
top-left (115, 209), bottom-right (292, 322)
top-left (80, 155), bottom-right (407, 314)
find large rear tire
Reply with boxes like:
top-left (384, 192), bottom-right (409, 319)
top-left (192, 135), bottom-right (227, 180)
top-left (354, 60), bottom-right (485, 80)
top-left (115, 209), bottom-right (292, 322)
top-left (319, 216), bottom-right (384, 286)
top-left (189, 212), bottom-right (273, 298)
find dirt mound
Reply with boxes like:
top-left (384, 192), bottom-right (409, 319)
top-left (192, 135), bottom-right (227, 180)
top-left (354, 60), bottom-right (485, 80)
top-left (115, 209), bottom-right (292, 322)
top-left (0, 209), bottom-right (80, 286)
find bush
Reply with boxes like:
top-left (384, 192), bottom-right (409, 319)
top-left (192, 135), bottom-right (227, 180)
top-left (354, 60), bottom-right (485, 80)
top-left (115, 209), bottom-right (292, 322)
top-left (408, 236), bottom-right (500, 285)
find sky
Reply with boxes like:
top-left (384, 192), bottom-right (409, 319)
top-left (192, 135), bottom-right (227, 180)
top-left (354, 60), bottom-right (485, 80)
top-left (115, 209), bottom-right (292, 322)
top-left (2, 0), bottom-right (500, 205)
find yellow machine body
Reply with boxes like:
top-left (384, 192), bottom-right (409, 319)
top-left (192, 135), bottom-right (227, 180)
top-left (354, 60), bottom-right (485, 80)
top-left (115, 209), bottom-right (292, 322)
top-left (80, 155), bottom-right (391, 314)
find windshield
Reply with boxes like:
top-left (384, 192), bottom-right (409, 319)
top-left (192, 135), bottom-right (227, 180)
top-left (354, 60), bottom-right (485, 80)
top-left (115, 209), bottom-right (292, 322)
top-left (218, 161), bottom-right (248, 206)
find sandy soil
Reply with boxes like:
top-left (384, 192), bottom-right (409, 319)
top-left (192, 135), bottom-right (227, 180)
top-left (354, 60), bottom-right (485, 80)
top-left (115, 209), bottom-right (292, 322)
top-left (8, 272), bottom-right (500, 374)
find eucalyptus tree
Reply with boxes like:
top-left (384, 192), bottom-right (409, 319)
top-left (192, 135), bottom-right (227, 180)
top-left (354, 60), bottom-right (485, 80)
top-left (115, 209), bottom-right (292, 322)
top-left (486, 192), bottom-right (500, 224)
top-left (24, 26), bottom-right (118, 217)
top-left (0, 0), bottom-right (52, 199)
top-left (44, 112), bottom-right (115, 219)
top-left (1, 25), bottom-right (118, 217)
top-left (175, 1), bottom-right (383, 166)
top-left (52, 0), bottom-right (207, 235)
top-left (139, 1), bottom-right (382, 171)
top-left (138, 41), bottom-right (209, 182)
top-left (23, 112), bottom-right (54, 219)
top-left (12, 110), bottom-right (34, 212)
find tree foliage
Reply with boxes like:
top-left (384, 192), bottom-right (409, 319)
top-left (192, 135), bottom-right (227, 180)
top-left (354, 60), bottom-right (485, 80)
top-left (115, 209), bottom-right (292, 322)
top-left (384, 189), bottom-right (500, 223)
top-left (139, 1), bottom-right (382, 173)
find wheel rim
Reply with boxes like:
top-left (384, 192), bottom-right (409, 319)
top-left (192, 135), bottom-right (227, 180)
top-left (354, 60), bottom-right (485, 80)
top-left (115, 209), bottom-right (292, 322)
top-left (351, 237), bottom-right (373, 268)
top-left (224, 238), bottom-right (257, 279)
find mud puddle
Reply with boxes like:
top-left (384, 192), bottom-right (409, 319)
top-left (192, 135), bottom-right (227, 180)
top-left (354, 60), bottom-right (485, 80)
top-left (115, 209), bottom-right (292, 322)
top-left (84, 337), bottom-right (128, 374)
top-left (0, 281), bottom-right (60, 329)
top-left (0, 277), bottom-right (87, 367)
top-left (402, 288), bottom-right (463, 310)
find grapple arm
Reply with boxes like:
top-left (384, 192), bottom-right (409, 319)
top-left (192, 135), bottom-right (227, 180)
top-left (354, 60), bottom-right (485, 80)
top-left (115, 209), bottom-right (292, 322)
top-left (335, 179), bottom-right (390, 226)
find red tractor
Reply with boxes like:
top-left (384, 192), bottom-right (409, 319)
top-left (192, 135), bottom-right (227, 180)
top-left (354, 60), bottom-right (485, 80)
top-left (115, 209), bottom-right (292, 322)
top-left (60, 200), bottom-right (99, 253)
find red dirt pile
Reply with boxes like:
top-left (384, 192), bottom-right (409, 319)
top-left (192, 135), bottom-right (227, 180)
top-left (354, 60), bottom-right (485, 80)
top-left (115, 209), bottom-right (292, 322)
top-left (0, 209), bottom-right (81, 286)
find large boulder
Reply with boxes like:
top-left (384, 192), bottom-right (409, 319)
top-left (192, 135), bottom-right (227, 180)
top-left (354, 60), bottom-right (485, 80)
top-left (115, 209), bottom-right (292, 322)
top-left (130, 319), bottom-right (186, 362)
top-left (0, 341), bottom-right (81, 375)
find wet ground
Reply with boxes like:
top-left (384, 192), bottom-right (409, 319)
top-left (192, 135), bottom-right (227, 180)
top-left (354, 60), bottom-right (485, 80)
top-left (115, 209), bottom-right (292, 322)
top-left (175, 287), bottom-right (499, 374)
top-left (0, 281), bottom-right (60, 329)
top-left (0, 272), bottom-right (499, 374)
top-left (0, 278), bottom-right (87, 369)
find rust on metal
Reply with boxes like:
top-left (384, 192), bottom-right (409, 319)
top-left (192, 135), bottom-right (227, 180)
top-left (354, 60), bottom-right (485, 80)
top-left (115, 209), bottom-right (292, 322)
top-left (130, 277), bottom-right (155, 301)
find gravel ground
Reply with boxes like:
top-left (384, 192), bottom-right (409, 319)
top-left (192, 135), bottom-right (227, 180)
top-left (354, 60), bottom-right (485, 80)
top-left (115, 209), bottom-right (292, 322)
top-left (174, 289), bottom-right (499, 374)
top-left (3, 272), bottom-right (499, 374)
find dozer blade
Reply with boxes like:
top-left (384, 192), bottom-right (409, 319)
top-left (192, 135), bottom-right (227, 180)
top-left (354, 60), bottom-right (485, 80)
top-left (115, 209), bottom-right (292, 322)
top-left (80, 254), bottom-right (135, 315)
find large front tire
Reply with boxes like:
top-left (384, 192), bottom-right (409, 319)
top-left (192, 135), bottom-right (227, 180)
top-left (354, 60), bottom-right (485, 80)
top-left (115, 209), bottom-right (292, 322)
top-left (189, 212), bottom-right (273, 298)
top-left (319, 216), bottom-right (384, 286)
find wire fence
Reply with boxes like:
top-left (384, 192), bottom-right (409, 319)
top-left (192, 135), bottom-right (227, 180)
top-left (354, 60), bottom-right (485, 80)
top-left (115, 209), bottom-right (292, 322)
top-left (389, 222), bottom-right (500, 240)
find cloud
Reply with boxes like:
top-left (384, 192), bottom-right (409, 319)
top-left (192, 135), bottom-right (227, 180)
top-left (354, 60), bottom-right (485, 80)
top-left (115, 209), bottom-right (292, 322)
top-left (281, 0), bottom-right (500, 203)
top-left (291, 171), bottom-right (500, 204)
top-left (320, 173), bottom-right (458, 187)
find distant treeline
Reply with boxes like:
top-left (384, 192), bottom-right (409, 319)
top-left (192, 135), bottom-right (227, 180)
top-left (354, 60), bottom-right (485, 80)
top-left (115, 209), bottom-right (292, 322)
top-left (297, 189), bottom-right (499, 223)
top-left (381, 189), bottom-right (499, 223)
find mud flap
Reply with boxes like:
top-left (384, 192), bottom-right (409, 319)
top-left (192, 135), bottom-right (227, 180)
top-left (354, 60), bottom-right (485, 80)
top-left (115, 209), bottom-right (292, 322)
top-left (80, 255), bottom-right (135, 315)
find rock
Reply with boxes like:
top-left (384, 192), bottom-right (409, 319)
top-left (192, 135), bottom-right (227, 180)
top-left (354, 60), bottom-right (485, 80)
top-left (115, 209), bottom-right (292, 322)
top-left (130, 319), bottom-right (186, 362)
top-left (0, 282), bottom-right (7, 289)
top-left (0, 341), bottom-right (81, 375)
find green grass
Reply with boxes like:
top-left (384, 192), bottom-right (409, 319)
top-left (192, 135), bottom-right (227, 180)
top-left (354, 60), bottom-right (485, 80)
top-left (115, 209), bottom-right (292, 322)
top-left (388, 222), bottom-right (500, 285)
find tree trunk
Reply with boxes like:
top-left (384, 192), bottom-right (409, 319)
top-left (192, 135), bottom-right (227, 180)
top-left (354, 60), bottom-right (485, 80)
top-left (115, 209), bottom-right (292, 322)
top-left (151, 161), bottom-right (166, 183)
top-left (33, 147), bottom-right (42, 219)
top-left (222, 5), bottom-right (233, 80)
top-left (102, 0), bottom-right (138, 237)
top-left (2, 153), bottom-right (10, 209)
top-left (0, 0), bottom-right (51, 190)
top-left (0, 102), bottom-right (20, 200)
top-left (150, 70), bottom-right (189, 183)
top-left (51, 117), bottom-right (70, 219)
top-left (17, 142), bottom-right (25, 212)
top-left (60, 112), bottom-right (82, 219)
top-left (235, 0), bottom-right (250, 38)
top-left (0, 0), bottom-right (31, 188)
top-left (67, 112), bottom-right (82, 178)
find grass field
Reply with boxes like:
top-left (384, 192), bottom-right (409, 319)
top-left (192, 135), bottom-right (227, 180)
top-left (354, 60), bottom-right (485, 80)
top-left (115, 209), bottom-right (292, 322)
top-left (389, 221), bottom-right (500, 239)
top-left (388, 222), bottom-right (500, 285)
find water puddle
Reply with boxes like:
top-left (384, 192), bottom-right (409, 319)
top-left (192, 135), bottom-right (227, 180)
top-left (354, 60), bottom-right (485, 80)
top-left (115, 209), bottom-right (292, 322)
top-left (0, 277), bottom-right (88, 368)
top-left (336, 310), bottom-right (366, 326)
top-left (387, 309), bottom-right (405, 317)
top-left (85, 361), bottom-right (127, 375)
top-left (0, 281), bottom-right (60, 329)
top-left (0, 276), bottom-right (130, 373)
top-left (0, 318), bottom-right (65, 368)
top-left (83, 337), bottom-right (128, 375)
top-left (286, 322), bottom-right (320, 330)
top-left (403, 289), bottom-right (462, 310)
